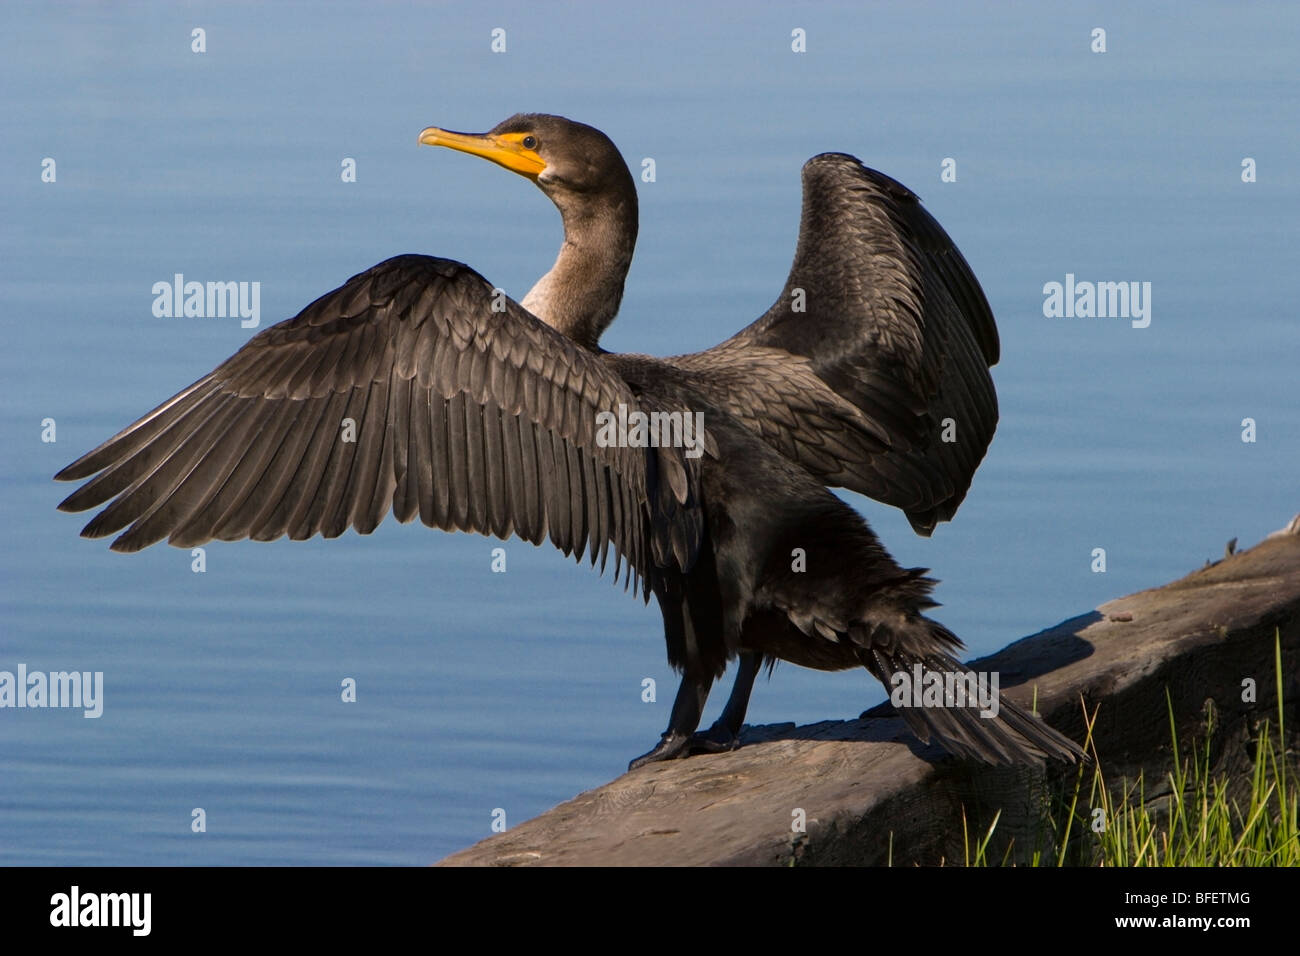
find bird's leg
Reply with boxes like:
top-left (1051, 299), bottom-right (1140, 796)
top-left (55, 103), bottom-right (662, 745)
top-left (628, 671), bottom-right (711, 770)
top-left (690, 650), bottom-right (760, 751)
top-left (627, 652), bottom-right (762, 770)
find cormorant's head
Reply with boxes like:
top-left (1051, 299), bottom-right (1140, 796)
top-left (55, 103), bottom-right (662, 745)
top-left (418, 114), bottom-right (638, 348)
top-left (419, 113), bottom-right (635, 213)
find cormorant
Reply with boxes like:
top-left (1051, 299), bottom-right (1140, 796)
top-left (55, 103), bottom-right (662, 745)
top-left (55, 114), bottom-right (1082, 767)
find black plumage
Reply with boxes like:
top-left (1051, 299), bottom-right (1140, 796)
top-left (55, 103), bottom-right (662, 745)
top-left (56, 113), bottom-right (1081, 767)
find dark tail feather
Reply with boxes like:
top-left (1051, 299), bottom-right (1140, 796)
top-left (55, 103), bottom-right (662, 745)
top-left (861, 643), bottom-right (1085, 765)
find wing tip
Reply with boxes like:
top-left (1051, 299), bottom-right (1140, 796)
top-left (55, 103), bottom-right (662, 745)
top-left (54, 460), bottom-right (96, 483)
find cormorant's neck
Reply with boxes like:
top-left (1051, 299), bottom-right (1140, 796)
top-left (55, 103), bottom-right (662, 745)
top-left (522, 183), bottom-right (638, 352)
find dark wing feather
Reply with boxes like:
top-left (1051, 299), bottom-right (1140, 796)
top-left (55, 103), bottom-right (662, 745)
top-left (55, 254), bottom-right (702, 595)
top-left (671, 154), bottom-right (999, 535)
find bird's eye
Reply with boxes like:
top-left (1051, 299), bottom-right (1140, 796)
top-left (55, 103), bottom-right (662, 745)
top-left (522, 135), bottom-right (538, 150)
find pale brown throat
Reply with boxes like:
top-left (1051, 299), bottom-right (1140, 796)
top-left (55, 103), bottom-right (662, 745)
top-left (522, 194), bottom-right (638, 351)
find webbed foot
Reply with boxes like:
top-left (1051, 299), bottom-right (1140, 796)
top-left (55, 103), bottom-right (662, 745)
top-left (627, 721), bottom-right (742, 771)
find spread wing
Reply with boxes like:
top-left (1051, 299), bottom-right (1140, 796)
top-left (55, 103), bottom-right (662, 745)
top-left (671, 154), bottom-right (999, 535)
top-left (55, 255), bottom-right (702, 594)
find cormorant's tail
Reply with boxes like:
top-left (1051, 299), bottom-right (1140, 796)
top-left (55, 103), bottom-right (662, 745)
top-left (858, 635), bottom-right (1084, 765)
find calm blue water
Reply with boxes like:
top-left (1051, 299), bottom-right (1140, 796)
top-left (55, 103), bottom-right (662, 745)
top-left (2, 1), bottom-right (1296, 864)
